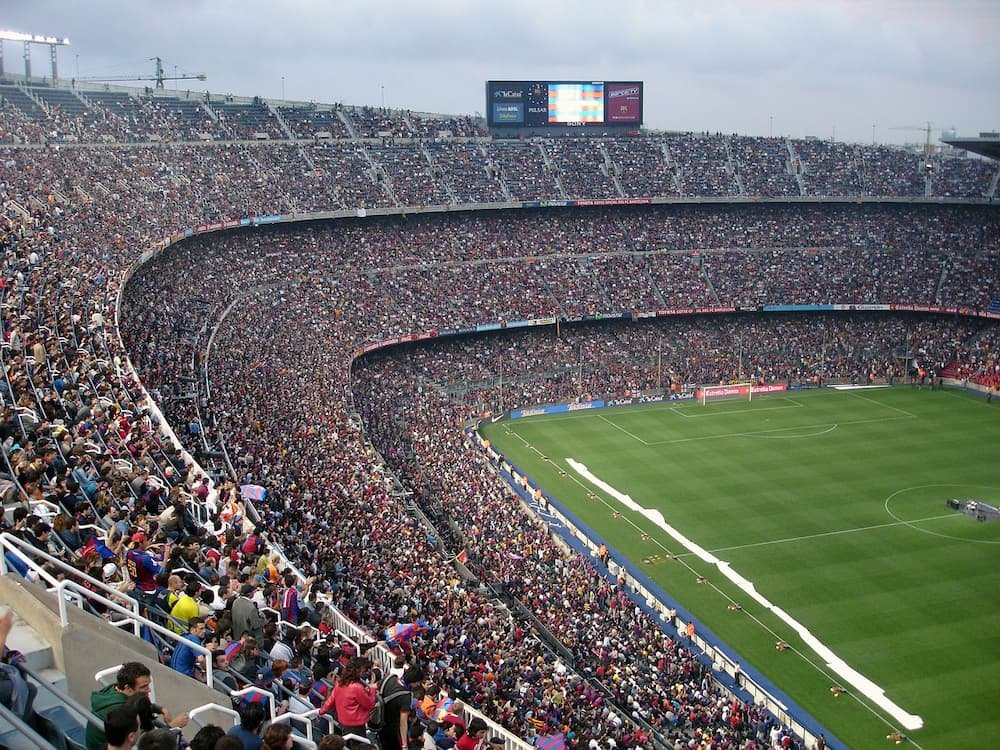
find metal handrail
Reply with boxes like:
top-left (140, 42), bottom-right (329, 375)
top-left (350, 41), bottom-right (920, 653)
top-left (1, 540), bottom-right (62, 590)
top-left (267, 710), bottom-right (318, 749)
top-left (188, 701), bottom-right (240, 729)
top-left (18, 661), bottom-right (104, 731)
top-left (0, 533), bottom-right (144, 624)
top-left (55, 579), bottom-right (142, 638)
top-left (59, 579), bottom-right (215, 688)
top-left (229, 686), bottom-right (277, 721)
top-left (0, 532), bottom-right (141, 620)
top-left (259, 606), bottom-right (313, 636)
top-left (0, 701), bottom-right (51, 748)
top-left (316, 713), bottom-right (337, 736)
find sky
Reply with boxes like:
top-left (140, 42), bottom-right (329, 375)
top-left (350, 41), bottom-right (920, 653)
top-left (4, 0), bottom-right (999, 146)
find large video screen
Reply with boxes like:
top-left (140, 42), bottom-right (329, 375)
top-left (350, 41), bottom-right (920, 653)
top-left (486, 81), bottom-right (643, 128)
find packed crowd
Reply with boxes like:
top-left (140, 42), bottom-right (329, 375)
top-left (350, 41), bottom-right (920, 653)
top-left (117, 205), bottom-right (996, 750)
top-left (168, 286), bottom-right (810, 750)
top-left (539, 140), bottom-right (619, 200)
top-left (368, 146), bottom-right (454, 207)
top-left (362, 313), bottom-right (983, 411)
top-left (0, 114), bottom-right (996, 750)
top-left (603, 139), bottom-right (679, 199)
top-left (424, 142), bottom-right (508, 205)
top-left (728, 137), bottom-right (799, 198)
top-left (278, 105), bottom-right (352, 141)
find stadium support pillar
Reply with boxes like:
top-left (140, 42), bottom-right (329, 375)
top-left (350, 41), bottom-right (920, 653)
top-left (23, 41), bottom-right (30, 79)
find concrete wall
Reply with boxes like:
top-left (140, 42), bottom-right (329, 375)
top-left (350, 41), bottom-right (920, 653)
top-left (0, 574), bottom-right (235, 736)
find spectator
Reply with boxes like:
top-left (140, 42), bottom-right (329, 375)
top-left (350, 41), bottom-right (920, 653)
top-left (227, 635), bottom-right (262, 682)
top-left (86, 662), bottom-right (189, 750)
top-left (227, 700), bottom-right (266, 750)
top-left (319, 656), bottom-right (377, 736)
top-left (262, 723), bottom-right (293, 750)
top-left (317, 735), bottom-right (345, 750)
top-left (231, 583), bottom-right (264, 641)
top-left (457, 717), bottom-right (489, 750)
top-left (169, 580), bottom-right (203, 634)
top-left (0, 609), bottom-right (37, 726)
top-left (188, 724), bottom-right (226, 750)
top-left (125, 533), bottom-right (166, 596)
top-left (168, 616), bottom-right (207, 678)
top-left (377, 664), bottom-right (421, 750)
top-left (136, 728), bottom-right (180, 750)
top-left (104, 703), bottom-right (141, 750)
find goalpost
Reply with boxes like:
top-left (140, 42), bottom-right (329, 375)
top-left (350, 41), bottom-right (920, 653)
top-left (700, 382), bottom-right (754, 405)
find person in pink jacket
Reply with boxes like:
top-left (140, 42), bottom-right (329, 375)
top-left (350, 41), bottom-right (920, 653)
top-left (320, 656), bottom-right (377, 736)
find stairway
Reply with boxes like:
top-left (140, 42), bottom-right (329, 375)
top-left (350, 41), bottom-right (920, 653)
top-left (1, 610), bottom-right (88, 750)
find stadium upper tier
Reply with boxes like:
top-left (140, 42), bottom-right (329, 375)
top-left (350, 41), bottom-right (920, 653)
top-left (0, 81), bottom-right (997, 201)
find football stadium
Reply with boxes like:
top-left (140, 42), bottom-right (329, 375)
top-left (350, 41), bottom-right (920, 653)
top-left (0, 24), bottom-right (998, 750)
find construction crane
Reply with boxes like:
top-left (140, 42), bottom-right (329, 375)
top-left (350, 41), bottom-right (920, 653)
top-left (78, 56), bottom-right (206, 88)
top-left (888, 122), bottom-right (952, 155)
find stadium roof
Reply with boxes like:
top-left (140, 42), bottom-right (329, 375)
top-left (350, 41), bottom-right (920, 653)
top-left (941, 134), bottom-right (1000, 161)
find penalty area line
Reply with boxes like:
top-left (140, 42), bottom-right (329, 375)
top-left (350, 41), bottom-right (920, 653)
top-left (596, 414), bottom-right (651, 445)
top-left (669, 399), bottom-right (805, 419)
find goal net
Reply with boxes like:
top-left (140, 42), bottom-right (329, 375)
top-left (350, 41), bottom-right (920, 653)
top-left (699, 382), bottom-right (754, 405)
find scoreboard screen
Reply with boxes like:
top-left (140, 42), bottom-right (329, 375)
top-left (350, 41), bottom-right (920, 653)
top-left (486, 81), bottom-right (643, 128)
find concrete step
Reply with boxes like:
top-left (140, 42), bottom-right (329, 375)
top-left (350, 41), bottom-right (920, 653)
top-left (0, 717), bottom-right (44, 750)
top-left (32, 666), bottom-right (71, 715)
top-left (4, 614), bottom-right (53, 672)
top-left (2, 607), bottom-right (80, 749)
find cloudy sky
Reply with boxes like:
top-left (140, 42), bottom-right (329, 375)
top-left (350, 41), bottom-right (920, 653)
top-left (4, 0), bottom-right (999, 145)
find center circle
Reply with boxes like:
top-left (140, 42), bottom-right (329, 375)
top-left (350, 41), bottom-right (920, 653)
top-left (883, 483), bottom-right (1000, 544)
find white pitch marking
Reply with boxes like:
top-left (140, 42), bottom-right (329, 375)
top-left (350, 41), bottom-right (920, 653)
top-left (670, 400), bottom-right (805, 419)
top-left (841, 389), bottom-right (917, 418)
top-left (643, 415), bottom-right (912, 447)
top-left (597, 414), bottom-right (651, 445)
top-left (566, 457), bottom-right (924, 732)
top-left (705, 512), bottom-right (960, 554)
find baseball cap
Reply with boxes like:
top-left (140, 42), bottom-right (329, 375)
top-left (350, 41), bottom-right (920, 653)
top-left (130, 531), bottom-right (147, 544)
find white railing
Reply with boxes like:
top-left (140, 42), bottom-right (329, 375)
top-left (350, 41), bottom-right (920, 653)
top-left (229, 686), bottom-right (277, 722)
top-left (268, 710), bottom-right (319, 749)
top-left (2, 532), bottom-right (215, 689)
top-left (188, 702), bottom-right (240, 728)
top-left (60, 578), bottom-right (214, 686)
top-left (0, 531), bottom-right (141, 620)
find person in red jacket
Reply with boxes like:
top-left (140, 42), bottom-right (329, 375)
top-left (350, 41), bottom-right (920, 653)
top-left (319, 656), bottom-right (377, 736)
top-left (456, 717), bottom-right (489, 750)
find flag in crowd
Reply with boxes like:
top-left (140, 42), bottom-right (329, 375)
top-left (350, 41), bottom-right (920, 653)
top-left (241, 484), bottom-right (267, 501)
top-left (384, 620), bottom-right (428, 643)
top-left (536, 734), bottom-right (566, 750)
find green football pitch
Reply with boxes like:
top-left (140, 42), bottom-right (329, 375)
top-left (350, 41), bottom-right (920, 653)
top-left (479, 386), bottom-right (1000, 750)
